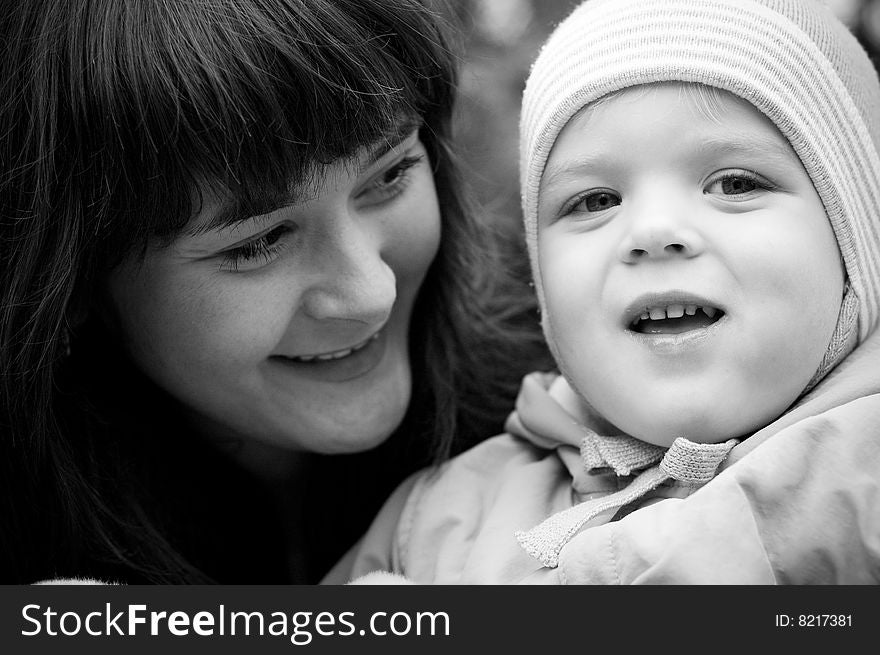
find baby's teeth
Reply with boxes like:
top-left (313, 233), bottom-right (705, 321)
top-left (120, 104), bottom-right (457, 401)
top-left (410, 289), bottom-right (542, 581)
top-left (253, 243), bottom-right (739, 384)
top-left (702, 306), bottom-right (717, 318)
top-left (666, 304), bottom-right (684, 318)
top-left (640, 312), bottom-right (649, 321)
top-left (685, 305), bottom-right (697, 316)
top-left (648, 307), bottom-right (666, 320)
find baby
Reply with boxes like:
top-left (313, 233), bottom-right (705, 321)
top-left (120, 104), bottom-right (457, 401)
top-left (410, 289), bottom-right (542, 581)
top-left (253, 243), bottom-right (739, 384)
top-left (326, 0), bottom-right (880, 584)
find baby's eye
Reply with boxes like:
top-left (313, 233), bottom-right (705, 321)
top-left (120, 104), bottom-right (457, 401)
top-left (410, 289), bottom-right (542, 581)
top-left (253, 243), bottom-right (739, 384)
top-left (570, 189), bottom-right (622, 213)
top-left (719, 177), bottom-right (757, 194)
top-left (704, 170), bottom-right (775, 198)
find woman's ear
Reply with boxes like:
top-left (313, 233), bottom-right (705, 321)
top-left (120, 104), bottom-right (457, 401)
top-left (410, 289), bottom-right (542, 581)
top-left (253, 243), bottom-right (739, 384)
top-left (67, 297), bottom-right (90, 331)
top-left (79, 275), bottom-right (123, 338)
top-left (62, 290), bottom-right (91, 358)
top-left (66, 268), bottom-right (95, 332)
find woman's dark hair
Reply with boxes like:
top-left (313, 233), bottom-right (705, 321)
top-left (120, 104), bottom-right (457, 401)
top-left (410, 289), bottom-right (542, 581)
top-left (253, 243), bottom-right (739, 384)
top-left (0, 0), bottom-right (549, 582)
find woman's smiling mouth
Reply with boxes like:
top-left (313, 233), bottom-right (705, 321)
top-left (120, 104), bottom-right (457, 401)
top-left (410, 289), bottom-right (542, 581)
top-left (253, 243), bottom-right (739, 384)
top-left (269, 330), bottom-right (390, 383)
top-left (285, 332), bottom-right (381, 363)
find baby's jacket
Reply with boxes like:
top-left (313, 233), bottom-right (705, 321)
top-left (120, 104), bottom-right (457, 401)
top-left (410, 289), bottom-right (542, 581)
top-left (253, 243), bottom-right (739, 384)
top-left (325, 329), bottom-right (880, 584)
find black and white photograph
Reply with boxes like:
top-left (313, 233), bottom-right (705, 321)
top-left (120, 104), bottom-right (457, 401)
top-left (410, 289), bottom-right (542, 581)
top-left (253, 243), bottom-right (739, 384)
top-left (1, 0), bottom-right (878, 649)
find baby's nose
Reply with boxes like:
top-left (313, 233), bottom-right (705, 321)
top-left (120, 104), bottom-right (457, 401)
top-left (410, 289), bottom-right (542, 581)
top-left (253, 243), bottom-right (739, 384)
top-left (618, 214), bottom-right (705, 264)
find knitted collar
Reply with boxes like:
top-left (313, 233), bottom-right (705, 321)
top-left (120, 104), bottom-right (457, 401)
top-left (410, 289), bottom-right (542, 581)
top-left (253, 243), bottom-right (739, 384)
top-left (517, 428), bottom-right (738, 568)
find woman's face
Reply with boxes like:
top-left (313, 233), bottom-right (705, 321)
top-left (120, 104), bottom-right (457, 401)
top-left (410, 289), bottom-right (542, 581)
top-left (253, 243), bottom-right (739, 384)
top-left (106, 125), bottom-right (441, 455)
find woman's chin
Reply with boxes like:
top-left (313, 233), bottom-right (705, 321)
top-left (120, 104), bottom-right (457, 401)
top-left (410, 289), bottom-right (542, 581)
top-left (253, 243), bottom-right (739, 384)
top-left (315, 410), bottom-right (409, 455)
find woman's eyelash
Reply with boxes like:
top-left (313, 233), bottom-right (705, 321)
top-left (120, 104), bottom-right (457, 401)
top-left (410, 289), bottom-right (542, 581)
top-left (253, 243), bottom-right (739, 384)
top-left (218, 155), bottom-right (423, 272)
top-left (367, 155), bottom-right (424, 197)
top-left (221, 224), bottom-right (293, 272)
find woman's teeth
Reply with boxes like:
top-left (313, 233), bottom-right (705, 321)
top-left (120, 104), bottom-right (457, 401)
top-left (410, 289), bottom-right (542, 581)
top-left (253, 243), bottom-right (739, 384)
top-left (291, 333), bottom-right (379, 363)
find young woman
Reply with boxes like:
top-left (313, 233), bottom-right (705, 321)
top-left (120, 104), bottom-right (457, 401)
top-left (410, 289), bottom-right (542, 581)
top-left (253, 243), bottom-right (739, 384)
top-left (0, 0), bottom-right (549, 583)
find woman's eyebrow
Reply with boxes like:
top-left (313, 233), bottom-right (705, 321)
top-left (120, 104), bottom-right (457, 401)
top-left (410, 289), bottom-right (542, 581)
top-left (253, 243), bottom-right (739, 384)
top-left (357, 117), bottom-right (423, 175)
top-left (187, 198), bottom-right (286, 238)
top-left (187, 118), bottom-right (423, 238)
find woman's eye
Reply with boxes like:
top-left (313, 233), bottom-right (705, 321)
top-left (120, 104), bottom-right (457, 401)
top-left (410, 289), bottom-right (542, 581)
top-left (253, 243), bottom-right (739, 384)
top-left (570, 189), bottom-right (622, 214)
top-left (379, 161), bottom-right (409, 187)
top-left (705, 170), bottom-right (775, 198)
top-left (220, 224), bottom-right (294, 272)
top-left (359, 154), bottom-right (424, 203)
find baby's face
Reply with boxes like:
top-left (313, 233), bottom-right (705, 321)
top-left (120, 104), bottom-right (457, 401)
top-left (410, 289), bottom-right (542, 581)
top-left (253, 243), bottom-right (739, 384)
top-left (537, 83), bottom-right (844, 446)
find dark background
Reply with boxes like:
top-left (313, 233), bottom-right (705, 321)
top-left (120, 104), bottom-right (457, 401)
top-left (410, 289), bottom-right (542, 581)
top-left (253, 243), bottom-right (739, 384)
top-left (454, 0), bottom-right (880, 233)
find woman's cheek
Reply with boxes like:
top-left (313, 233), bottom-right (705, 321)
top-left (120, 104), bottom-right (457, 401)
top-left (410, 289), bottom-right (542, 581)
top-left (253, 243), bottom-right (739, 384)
top-left (174, 274), bottom-right (295, 372)
top-left (386, 174), bottom-right (442, 281)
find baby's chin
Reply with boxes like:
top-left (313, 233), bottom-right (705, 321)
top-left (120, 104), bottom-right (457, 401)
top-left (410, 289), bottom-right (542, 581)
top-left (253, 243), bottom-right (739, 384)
top-left (628, 430), bottom-right (733, 449)
top-left (564, 373), bottom-right (777, 447)
top-left (607, 409), bottom-right (772, 448)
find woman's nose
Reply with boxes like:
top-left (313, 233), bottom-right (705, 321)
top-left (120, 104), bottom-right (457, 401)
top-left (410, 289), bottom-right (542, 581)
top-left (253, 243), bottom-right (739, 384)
top-left (617, 206), bottom-right (705, 264)
top-left (301, 220), bottom-right (396, 325)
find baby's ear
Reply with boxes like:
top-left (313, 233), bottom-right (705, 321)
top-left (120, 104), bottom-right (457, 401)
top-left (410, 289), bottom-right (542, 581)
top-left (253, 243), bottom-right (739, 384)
top-left (346, 572), bottom-right (414, 585)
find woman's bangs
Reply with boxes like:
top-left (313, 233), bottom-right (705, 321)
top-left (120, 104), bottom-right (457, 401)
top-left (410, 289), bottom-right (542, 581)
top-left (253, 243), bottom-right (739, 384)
top-left (99, 0), bottom-right (455, 248)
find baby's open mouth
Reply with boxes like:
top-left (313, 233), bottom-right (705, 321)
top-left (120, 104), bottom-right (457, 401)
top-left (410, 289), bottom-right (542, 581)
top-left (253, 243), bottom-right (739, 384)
top-left (630, 304), bottom-right (725, 335)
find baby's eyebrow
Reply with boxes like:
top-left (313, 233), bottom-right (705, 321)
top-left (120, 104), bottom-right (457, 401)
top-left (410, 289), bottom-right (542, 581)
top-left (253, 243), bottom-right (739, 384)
top-left (540, 133), bottom-right (798, 193)
top-left (694, 134), bottom-right (797, 164)
top-left (540, 153), bottom-right (606, 194)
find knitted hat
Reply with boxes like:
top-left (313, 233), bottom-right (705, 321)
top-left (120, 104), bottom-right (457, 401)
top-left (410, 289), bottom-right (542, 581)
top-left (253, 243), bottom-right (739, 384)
top-left (520, 0), bottom-right (880, 385)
